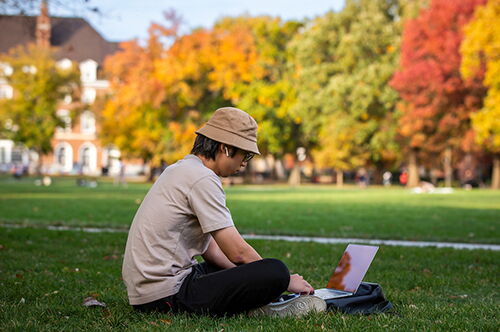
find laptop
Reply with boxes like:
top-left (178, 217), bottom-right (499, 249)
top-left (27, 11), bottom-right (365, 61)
top-left (313, 244), bottom-right (379, 300)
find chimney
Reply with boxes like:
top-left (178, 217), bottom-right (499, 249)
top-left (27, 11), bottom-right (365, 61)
top-left (36, 0), bottom-right (51, 48)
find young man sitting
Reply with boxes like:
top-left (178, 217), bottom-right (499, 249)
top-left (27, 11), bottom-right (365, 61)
top-left (122, 107), bottom-right (326, 317)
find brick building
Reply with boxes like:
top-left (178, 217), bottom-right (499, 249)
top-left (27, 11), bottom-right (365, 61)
top-left (0, 1), bottom-right (126, 176)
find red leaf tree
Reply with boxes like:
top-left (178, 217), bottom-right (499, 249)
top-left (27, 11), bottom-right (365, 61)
top-left (390, 0), bottom-right (486, 187)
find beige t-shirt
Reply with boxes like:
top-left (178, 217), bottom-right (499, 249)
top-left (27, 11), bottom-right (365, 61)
top-left (122, 154), bottom-right (234, 305)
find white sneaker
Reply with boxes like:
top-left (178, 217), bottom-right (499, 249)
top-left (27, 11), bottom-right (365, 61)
top-left (249, 295), bottom-right (327, 318)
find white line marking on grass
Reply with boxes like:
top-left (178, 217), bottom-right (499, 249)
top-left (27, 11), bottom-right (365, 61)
top-left (242, 234), bottom-right (500, 251)
top-left (1, 223), bottom-right (499, 251)
top-left (2, 223), bottom-right (128, 233)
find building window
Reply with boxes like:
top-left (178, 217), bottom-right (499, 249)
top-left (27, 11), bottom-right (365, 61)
top-left (81, 87), bottom-right (96, 104)
top-left (22, 65), bottom-right (37, 74)
top-left (80, 111), bottom-right (96, 134)
top-left (54, 142), bottom-right (73, 172)
top-left (0, 146), bottom-right (6, 164)
top-left (63, 94), bottom-right (72, 104)
top-left (57, 146), bottom-right (66, 164)
top-left (57, 58), bottom-right (73, 70)
top-left (81, 147), bottom-right (90, 167)
top-left (0, 62), bottom-right (13, 76)
top-left (80, 60), bottom-right (97, 82)
top-left (78, 142), bottom-right (97, 174)
top-left (11, 146), bottom-right (24, 163)
top-left (0, 85), bottom-right (13, 99)
top-left (56, 109), bottom-right (72, 133)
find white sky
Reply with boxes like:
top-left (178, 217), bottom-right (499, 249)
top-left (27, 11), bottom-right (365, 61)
top-left (49, 0), bottom-right (346, 42)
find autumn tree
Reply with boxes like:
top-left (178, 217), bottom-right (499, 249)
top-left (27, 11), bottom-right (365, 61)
top-left (0, 43), bottom-right (79, 171)
top-left (101, 14), bottom-right (185, 167)
top-left (460, 0), bottom-right (500, 189)
top-left (289, 0), bottom-right (413, 184)
top-left (212, 16), bottom-right (302, 159)
top-left (391, 0), bottom-right (487, 187)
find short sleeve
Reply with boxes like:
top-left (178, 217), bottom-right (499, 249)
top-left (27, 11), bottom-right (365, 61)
top-left (188, 175), bottom-right (234, 233)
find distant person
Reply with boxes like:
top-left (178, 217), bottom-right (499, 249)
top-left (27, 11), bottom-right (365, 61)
top-left (12, 163), bottom-right (23, 180)
top-left (357, 168), bottom-right (369, 188)
top-left (399, 171), bottom-right (408, 186)
top-left (383, 171), bottom-right (392, 187)
top-left (114, 158), bottom-right (127, 187)
top-left (122, 107), bottom-right (325, 317)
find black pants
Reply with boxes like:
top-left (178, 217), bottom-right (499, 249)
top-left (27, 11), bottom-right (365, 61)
top-left (133, 258), bottom-right (290, 316)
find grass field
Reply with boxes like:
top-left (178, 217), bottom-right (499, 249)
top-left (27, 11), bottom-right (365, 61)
top-left (0, 176), bottom-right (499, 243)
top-left (0, 176), bottom-right (499, 331)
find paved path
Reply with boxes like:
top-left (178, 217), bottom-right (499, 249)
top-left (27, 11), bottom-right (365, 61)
top-left (2, 223), bottom-right (499, 251)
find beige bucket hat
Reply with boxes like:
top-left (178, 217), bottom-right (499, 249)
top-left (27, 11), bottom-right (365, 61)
top-left (196, 107), bottom-right (260, 155)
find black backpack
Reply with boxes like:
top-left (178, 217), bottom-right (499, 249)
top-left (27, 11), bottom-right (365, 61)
top-left (325, 282), bottom-right (393, 315)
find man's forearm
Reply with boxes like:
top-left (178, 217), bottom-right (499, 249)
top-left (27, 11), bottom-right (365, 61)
top-left (211, 227), bottom-right (262, 265)
top-left (230, 241), bottom-right (262, 265)
top-left (202, 237), bottom-right (237, 269)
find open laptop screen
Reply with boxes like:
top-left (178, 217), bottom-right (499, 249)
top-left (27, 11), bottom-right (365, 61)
top-left (326, 244), bottom-right (379, 293)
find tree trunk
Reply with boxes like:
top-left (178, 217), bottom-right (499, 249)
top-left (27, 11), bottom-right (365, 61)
top-left (492, 154), bottom-right (500, 190)
top-left (336, 168), bottom-right (343, 188)
top-left (373, 166), bottom-right (384, 185)
top-left (35, 149), bottom-right (43, 175)
top-left (408, 149), bottom-right (419, 188)
top-left (288, 165), bottom-right (301, 186)
top-left (444, 147), bottom-right (453, 187)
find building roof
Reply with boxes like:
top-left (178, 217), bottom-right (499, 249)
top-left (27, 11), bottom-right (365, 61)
top-left (0, 15), bottom-right (120, 64)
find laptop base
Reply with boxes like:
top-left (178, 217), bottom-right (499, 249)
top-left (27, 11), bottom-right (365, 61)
top-left (313, 288), bottom-right (353, 300)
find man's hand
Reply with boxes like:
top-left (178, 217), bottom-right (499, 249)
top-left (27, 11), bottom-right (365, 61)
top-left (288, 274), bottom-right (314, 295)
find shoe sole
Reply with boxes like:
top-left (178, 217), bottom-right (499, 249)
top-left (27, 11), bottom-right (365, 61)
top-left (249, 295), bottom-right (327, 318)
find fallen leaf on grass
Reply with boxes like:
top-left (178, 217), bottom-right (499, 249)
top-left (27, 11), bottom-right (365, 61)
top-left (103, 255), bottom-right (119, 260)
top-left (0, 244), bottom-right (5, 250)
top-left (15, 273), bottom-right (23, 279)
top-left (44, 290), bottom-right (59, 296)
top-left (83, 296), bottom-right (106, 307)
top-left (448, 294), bottom-right (468, 299)
top-left (409, 304), bottom-right (418, 309)
top-left (159, 319), bottom-right (172, 325)
top-left (19, 298), bottom-right (25, 304)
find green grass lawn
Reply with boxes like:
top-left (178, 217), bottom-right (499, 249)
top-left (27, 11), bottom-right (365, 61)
top-left (0, 176), bottom-right (499, 331)
top-left (1, 227), bottom-right (498, 331)
top-left (0, 176), bottom-right (499, 243)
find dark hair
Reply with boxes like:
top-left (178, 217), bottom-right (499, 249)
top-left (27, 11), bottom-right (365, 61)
top-left (191, 134), bottom-right (237, 160)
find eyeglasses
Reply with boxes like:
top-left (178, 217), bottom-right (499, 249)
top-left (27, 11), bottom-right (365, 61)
top-left (242, 151), bottom-right (255, 163)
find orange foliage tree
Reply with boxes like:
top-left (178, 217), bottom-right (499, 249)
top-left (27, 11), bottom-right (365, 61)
top-left (390, 0), bottom-right (486, 187)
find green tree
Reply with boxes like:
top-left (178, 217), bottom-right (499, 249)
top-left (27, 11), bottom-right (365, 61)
top-left (289, 0), bottom-right (411, 183)
top-left (461, 0), bottom-right (500, 189)
top-left (0, 43), bottom-right (79, 171)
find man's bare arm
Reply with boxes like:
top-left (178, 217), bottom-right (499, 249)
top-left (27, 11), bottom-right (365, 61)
top-left (202, 236), bottom-right (237, 269)
top-left (210, 226), bottom-right (262, 265)
top-left (210, 226), bottom-right (313, 294)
